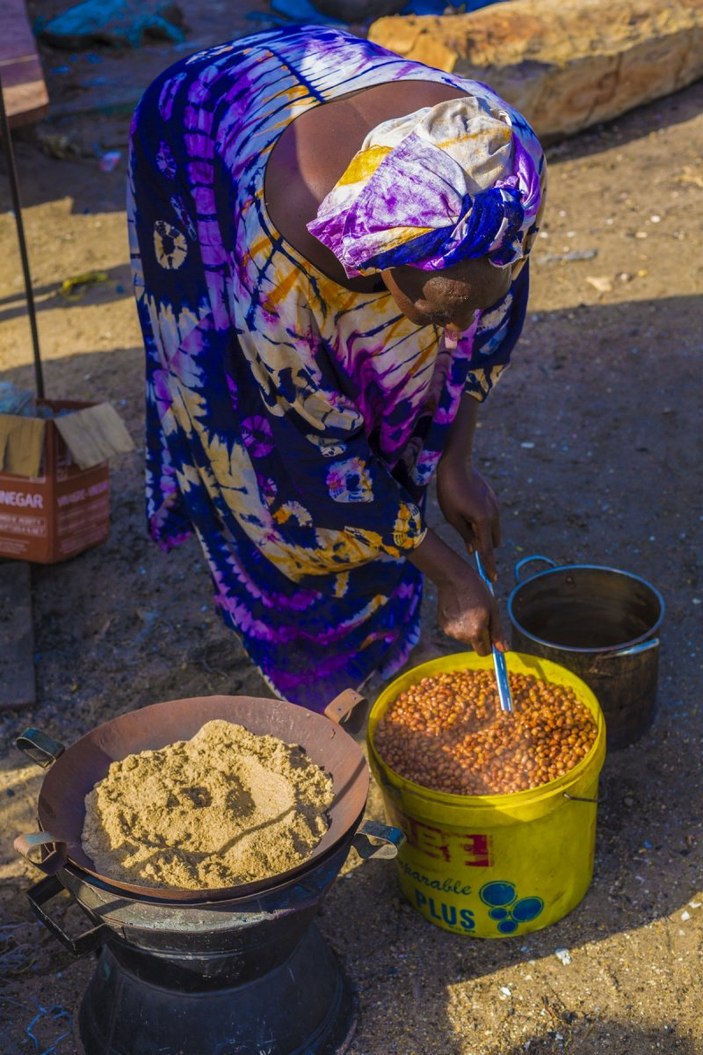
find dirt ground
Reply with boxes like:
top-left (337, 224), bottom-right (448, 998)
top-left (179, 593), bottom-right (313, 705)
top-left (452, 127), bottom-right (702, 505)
top-left (1, 3), bottom-right (702, 1053)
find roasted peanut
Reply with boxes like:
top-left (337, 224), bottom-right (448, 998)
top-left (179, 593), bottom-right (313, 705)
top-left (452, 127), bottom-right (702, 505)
top-left (374, 670), bottom-right (598, 796)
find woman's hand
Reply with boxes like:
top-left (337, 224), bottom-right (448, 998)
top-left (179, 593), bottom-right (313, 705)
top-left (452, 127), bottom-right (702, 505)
top-left (436, 459), bottom-right (501, 582)
top-left (406, 529), bottom-right (507, 655)
top-left (435, 558), bottom-right (506, 656)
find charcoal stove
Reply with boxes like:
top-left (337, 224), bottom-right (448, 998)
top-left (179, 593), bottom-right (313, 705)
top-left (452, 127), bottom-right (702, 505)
top-left (15, 691), bottom-right (403, 1055)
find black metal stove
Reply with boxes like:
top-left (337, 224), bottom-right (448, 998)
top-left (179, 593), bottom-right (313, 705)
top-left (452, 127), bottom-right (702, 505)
top-left (15, 694), bottom-right (403, 1055)
top-left (27, 835), bottom-right (386, 1054)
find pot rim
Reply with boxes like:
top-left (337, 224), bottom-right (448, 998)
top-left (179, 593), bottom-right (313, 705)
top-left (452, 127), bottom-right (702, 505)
top-left (507, 562), bottom-right (665, 654)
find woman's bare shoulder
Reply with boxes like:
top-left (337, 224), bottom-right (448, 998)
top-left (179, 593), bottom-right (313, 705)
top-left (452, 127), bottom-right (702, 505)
top-left (264, 79), bottom-right (469, 287)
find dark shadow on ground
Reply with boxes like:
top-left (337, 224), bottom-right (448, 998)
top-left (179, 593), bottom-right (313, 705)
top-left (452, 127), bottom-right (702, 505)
top-left (500, 1021), bottom-right (696, 1055)
top-left (0, 264), bottom-right (131, 323)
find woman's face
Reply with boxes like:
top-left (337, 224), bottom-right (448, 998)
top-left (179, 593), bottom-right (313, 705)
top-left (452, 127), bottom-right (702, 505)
top-left (382, 257), bottom-right (514, 333)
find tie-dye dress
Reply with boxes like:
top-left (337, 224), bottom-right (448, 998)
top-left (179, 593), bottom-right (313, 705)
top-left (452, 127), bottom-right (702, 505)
top-left (127, 25), bottom-right (532, 711)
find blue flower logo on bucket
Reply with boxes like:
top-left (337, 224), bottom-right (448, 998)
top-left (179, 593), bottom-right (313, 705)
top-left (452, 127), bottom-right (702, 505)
top-left (480, 881), bottom-right (544, 935)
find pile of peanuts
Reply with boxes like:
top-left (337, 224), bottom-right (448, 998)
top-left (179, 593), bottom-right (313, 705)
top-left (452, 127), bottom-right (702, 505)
top-left (373, 669), bottom-right (597, 795)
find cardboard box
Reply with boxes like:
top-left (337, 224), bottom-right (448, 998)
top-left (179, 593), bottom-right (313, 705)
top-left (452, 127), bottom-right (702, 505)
top-left (0, 399), bottom-right (134, 564)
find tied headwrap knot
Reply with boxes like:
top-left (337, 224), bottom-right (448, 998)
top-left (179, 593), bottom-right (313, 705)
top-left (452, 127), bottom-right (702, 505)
top-left (307, 90), bottom-right (545, 277)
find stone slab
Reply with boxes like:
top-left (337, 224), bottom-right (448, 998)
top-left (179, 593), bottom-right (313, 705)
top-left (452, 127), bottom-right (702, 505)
top-left (369, 0), bottom-right (703, 140)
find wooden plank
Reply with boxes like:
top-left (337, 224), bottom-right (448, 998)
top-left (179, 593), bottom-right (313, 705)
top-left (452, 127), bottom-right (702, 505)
top-left (0, 0), bottom-right (49, 127)
top-left (0, 560), bottom-right (36, 710)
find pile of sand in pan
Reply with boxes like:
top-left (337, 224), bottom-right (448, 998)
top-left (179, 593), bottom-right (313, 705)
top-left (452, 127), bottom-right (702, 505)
top-left (82, 719), bottom-right (335, 890)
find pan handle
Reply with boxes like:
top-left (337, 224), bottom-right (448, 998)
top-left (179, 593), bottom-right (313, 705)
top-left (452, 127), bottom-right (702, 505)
top-left (324, 689), bottom-right (369, 735)
top-left (14, 832), bottom-right (68, 876)
top-left (514, 554), bottom-right (557, 584)
top-left (352, 820), bottom-right (406, 860)
top-left (15, 728), bottom-right (65, 768)
top-left (26, 874), bottom-right (109, 957)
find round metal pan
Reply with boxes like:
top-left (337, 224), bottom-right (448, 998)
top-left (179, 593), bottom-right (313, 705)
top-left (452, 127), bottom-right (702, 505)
top-left (15, 691), bottom-right (369, 903)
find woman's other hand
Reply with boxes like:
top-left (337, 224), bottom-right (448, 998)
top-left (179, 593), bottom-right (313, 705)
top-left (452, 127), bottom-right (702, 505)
top-left (436, 460), bottom-right (501, 582)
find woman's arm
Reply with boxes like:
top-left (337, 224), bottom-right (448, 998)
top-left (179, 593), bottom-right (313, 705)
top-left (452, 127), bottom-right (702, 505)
top-left (435, 393), bottom-right (502, 581)
top-left (410, 388), bottom-right (506, 655)
top-left (442, 386), bottom-right (480, 464)
top-left (434, 262), bottom-right (532, 583)
top-left (405, 525), bottom-right (505, 656)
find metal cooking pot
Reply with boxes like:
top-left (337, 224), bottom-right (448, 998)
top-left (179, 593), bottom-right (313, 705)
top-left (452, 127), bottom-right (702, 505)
top-left (507, 555), bottom-right (665, 750)
top-left (15, 689), bottom-right (373, 902)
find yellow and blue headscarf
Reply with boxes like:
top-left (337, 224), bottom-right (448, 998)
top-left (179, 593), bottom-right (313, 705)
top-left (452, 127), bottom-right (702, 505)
top-left (307, 91), bottom-right (545, 278)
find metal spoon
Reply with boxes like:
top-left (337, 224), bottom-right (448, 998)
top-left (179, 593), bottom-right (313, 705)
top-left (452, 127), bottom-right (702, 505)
top-left (474, 552), bottom-right (514, 714)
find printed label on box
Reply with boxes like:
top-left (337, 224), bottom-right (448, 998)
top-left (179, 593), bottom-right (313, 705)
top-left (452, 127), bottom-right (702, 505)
top-left (0, 488), bottom-right (44, 510)
top-left (0, 535), bottom-right (32, 556)
top-left (0, 512), bottom-right (48, 538)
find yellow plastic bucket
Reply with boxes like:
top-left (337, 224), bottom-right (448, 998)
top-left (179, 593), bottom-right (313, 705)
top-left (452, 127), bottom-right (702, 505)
top-left (367, 652), bottom-right (606, 938)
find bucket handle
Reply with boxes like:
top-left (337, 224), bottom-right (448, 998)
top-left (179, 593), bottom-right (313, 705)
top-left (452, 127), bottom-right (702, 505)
top-left (26, 874), bottom-right (109, 958)
top-left (324, 689), bottom-right (369, 736)
top-left (15, 728), bottom-right (65, 769)
top-left (14, 831), bottom-right (68, 876)
top-left (514, 555), bottom-right (557, 584)
top-left (352, 820), bottom-right (405, 860)
top-left (563, 786), bottom-right (606, 805)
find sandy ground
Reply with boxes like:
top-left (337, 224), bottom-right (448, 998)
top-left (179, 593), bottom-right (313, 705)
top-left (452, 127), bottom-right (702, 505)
top-left (1, 3), bottom-right (702, 1053)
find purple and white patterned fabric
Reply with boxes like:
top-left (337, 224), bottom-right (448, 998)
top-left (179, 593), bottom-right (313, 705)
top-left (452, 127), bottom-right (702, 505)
top-left (127, 25), bottom-right (542, 711)
top-left (308, 94), bottom-right (544, 277)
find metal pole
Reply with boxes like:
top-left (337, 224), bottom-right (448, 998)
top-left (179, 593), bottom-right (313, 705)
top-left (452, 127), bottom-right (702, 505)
top-left (0, 72), bottom-right (45, 399)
